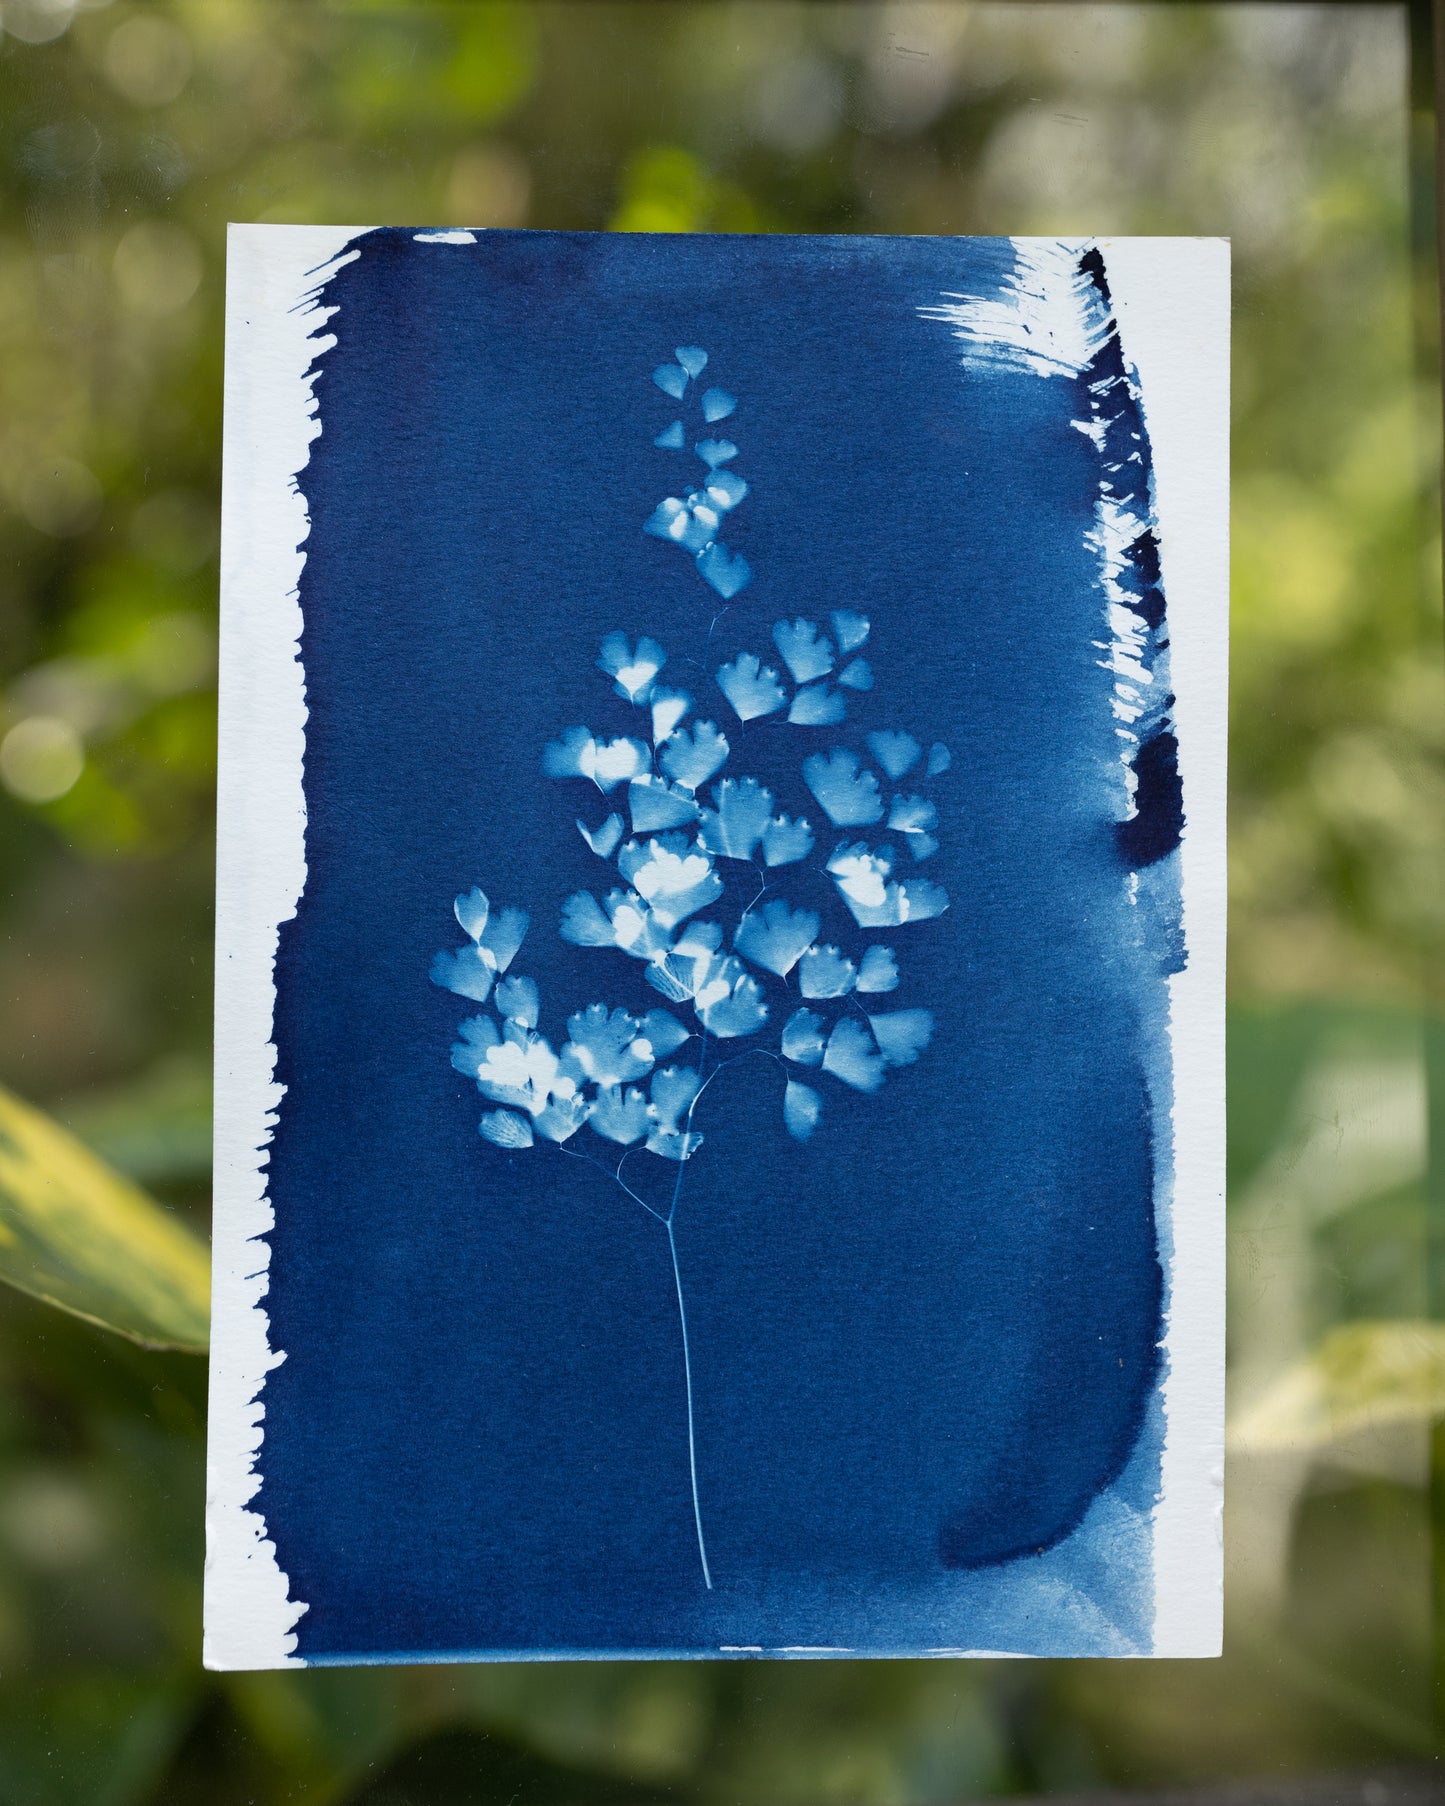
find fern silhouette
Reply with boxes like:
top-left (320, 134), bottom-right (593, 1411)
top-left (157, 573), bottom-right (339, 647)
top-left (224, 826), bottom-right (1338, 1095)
top-left (432, 354), bottom-right (951, 1586)
top-left (644, 346), bottom-right (752, 601)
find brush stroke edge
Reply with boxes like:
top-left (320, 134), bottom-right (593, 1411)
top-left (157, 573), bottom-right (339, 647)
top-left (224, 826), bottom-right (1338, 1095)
top-left (204, 223), bottom-right (364, 1670)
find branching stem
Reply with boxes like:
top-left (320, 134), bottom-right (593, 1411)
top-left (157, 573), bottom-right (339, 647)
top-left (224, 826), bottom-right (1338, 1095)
top-left (578, 1045), bottom-right (786, 1591)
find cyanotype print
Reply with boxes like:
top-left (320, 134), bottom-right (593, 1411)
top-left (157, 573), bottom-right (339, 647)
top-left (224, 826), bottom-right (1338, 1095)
top-left (207, 228), bottom-right (1227, 1667)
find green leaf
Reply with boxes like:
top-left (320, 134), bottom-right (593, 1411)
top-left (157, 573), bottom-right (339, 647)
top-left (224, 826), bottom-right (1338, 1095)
top-left (1229, 1319), bottom-right (1445, 1452)
top-left (0, 1676), bottom-right (196, 1806)
top-left (0, 1084), bottom-right (209, 1352)
top-left (56, 1056), bottom-right (213, 1186)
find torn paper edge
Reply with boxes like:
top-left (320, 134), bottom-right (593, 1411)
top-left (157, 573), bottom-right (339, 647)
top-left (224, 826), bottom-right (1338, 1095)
top-left (204, 223), bottom-right (363, 1670)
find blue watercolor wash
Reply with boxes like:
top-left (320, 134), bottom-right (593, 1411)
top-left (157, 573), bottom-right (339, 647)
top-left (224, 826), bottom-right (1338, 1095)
top-left (260, 229), bottom-right (1173, 1664)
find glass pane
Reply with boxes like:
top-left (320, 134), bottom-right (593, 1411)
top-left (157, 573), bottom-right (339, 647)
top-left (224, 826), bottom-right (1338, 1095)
top-left (0, 1), bottom-right (1433, 1797)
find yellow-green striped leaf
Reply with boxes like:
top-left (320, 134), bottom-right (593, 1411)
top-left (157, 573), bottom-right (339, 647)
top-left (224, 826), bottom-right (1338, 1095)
top-left (0, 1083), bottom-right (209, 1352)
top-left (1230, 1319), bottom-right (1445, 1453)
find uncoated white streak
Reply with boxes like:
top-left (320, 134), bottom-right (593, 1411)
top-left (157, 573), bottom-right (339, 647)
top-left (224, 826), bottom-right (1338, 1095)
top-left (1086, 495), bottom-right (1170, 822)
top-left (920, 239), bottom-right (1109, 379)
top-left (1103, 237), bottom-right (1230, 1659)
top-left (204, 224), bottom-right (361, 1670)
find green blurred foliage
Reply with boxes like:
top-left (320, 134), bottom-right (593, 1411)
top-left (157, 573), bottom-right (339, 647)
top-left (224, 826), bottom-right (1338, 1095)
top-left (0, 1), bottom-right (1438, 1801)
top-left (0, 1080), bottom-right (208, 1348)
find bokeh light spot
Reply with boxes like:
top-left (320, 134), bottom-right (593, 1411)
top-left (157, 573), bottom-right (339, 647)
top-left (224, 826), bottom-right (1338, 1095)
top-left (0, 716), bottom-right (84, 804)
top-left (12, 456), bottom-right (103, 538)
top-left (113, 220), bottom-right (203, 316)
top-left (103, 13), bottom-right (193, 108)
top-left (445, 143), bottom-right (531, 227)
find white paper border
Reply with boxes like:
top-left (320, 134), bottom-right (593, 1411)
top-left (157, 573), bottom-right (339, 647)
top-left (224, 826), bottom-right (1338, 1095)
top-left (204, 224), bottom-right (362, 1670)
top-left (1103, 237), bottom-right (1230, 1657)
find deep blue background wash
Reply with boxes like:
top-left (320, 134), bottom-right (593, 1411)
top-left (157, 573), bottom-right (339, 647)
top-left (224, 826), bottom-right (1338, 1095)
top-left (261, 229), bottom-right (1167, 1660)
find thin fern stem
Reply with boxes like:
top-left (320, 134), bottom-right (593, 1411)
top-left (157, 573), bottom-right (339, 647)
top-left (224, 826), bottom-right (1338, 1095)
top-left (557, 1142), bottom-right (666, 1222)
top-left (667, 1211), bottom-right (712, 1588)
top-left (662, 1043), bottom-right (790, 1588)
top-left (566, 1134), bottom-right (712, 1587)
top-left (663, 1051), bottom-right (710, 1585)
top-left (562, 1138), bottom-right (711, 1587)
